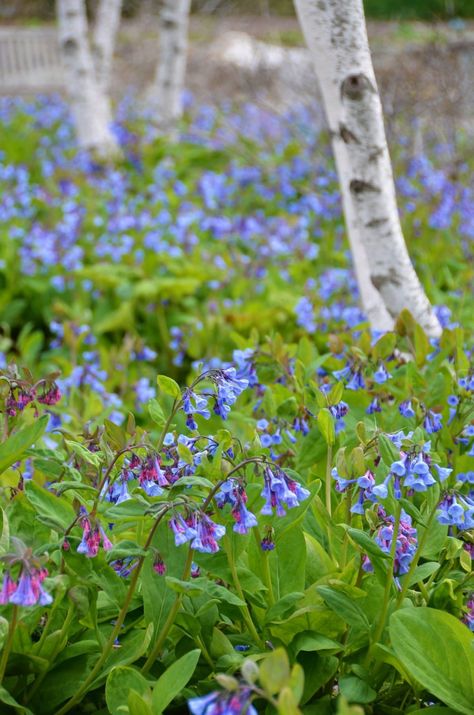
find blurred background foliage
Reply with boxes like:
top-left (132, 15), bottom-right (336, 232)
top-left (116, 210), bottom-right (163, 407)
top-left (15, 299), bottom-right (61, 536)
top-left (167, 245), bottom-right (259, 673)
top-left (2, 0), bottom-right (474, 21)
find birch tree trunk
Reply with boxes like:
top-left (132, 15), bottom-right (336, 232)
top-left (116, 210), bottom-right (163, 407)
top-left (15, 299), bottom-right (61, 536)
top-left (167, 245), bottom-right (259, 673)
top-left (149, 0), bottom-right (191, 133)
top-left (57, 0), bottom-right (119, 156)
top-left (92, 0), bottom-right (122, 93)
top-left (293, 0), bottom-right (441, 337)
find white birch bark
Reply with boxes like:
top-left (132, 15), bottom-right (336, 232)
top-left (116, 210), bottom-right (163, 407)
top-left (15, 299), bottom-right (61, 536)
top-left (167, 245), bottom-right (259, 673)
top-left (92, 0), bottom-right (122, 93)
top-left (294, 0), bottom-right (441, 337)
top-left (149, 0), bottom-right (191, 133)
top-left (57, 0), bottom-right (119, 156)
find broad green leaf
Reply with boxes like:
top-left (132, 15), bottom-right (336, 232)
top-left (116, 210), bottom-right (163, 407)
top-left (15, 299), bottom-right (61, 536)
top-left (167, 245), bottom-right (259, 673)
top-left (346, 527), bottom-right (390, 561)
top-left (128, 690), bottom-right (154, 715)
top-left (339, 675), bottom-right (376, 704)
top-left (104, 419), bottom-right (127, 450)
top-left (259, 648), bottom-right (291, 695)
top-left (65, 440), bottom-right (102, 467)
top-left (0, 508), bottom-right (9, 555)
top-left (142, 530), bottom-right (188, 647)
top-left (316, 586), bottom-right (370, 630)
top-left (265, 593), bottom-right (305, 624)
top-left (277, 686), bottom-right (301, 715)
top-left (317, 408), bottom-right (335, 446)
top-left (24, 480), bottom-right (76, 530)
top-left (106, 666), bottom-right (151, 715)
top-left (291, 631), bottom-right (343, 655)
top-left (156, 375), bottom-right (181, 399)
top-left (378, 434), bottom-right (400, 467)
top-left (414, 323), bottom-right (430, 366)
top-left (151, 649), bottom-right (201, 714)
top-left (0, 415), bottom-right (48, 474)
top-left (390, 608), bottom-right (474, 714)
top-left (148, 399), bottom-right (165, 427)
top-left (299, 653), bottom-right (338, 705)
top-left (0, 686), bottom-right (34, 714)
top-left (0, 617), bottom-right (9, 650)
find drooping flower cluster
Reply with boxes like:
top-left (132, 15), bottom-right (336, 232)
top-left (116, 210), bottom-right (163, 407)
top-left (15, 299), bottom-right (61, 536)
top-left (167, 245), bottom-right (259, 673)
top-left (216, 480), bottom-right (258, 535)
top-left (331, 468), bottom-right (377, 515)
top-left (373, 441), bottom-right (452, 501)
top-left (363, 508), bottom-right (418, 577)
top-left (182, 367), bottom-right (249, 428)
top-left (437, 493), bottom-right (474, 530)
top-left (77, 508), bottom-right (113, 557)
top-left (0, 567), bottom-right (52, 607)
top-left (169, 511), bottom-right (226, 554)
top-left (463, 596), bottom-right (474, 632)
top-left (260, 466), bottom-right (310, 517)
top-left (188, 686), bottom-right (257, 715)
top-left (0, 538), bottom-right (53, 607)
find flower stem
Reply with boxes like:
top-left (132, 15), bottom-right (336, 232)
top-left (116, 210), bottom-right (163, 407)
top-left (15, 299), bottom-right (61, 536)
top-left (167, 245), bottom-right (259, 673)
top-left (27, 603), bottom-right (75, 703)
top-left (366, 503), bottom-right (401, 662)
top-left (253, 527), bottom-right (275, 607)
top-left (223, 535), bottom-right (264, 649)
top-left (395, 503), bottom-right (437, 608)
top-left (325, 444), bottom-right (333, 517)
top-left (53, 511), bottom-right (167, 715)
top-left (0, 605), bottom-right (18, 684)
top-left (141, 546), bottom-right (194, 674)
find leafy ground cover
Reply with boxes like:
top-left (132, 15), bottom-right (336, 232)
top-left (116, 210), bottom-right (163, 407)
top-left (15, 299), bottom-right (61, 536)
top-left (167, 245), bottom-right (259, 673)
top-left (0, 95), bottom-right (472, 714)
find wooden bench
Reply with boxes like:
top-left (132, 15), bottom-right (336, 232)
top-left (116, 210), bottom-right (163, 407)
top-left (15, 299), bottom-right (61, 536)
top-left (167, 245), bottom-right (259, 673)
top-left (0, 27), bottom-right (64, 92)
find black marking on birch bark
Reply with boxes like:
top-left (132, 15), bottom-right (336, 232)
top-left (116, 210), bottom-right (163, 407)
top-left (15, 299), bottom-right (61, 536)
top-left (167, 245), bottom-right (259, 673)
top-left (62, 39), bottom-right (78, 55)
top-left (341, 74), bottom-right (374, 101)
top-left (365, 217), bottom-right (389, 228)
top-left (350, 179), bottom-right (380, 194)
top-left (369, 147), bottom-right (384, 162)
top-left (339, 124), bottom-right (360, 144)
top-left (371, 270), bottom-right (403, 290)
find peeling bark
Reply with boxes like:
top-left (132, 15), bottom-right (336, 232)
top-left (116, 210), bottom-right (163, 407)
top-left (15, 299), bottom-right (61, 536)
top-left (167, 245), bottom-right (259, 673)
top-left (148, 0), bottom-right (191, 134)
top-left (57, 0), bottom-right (119, 156)
top-left (294, 0), bottom-right (441, 337)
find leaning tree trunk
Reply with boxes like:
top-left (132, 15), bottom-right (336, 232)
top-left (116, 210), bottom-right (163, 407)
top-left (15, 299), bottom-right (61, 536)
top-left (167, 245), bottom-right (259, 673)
top-left (92, 0), bottom-right (122, 93)
top-left (57, 0), bottom-right (119, 156)
top-left (293, 0), bottom-right (441, 337)
top-left (149, 0), bottom-right (191, 133)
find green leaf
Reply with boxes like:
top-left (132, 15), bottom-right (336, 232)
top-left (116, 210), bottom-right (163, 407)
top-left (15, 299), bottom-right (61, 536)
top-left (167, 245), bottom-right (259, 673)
top-left (277, 686), bottom-right (301, 715)
top-left (291, 631), bottom-right (343, 655)
top-left (300, 653), bottom-right (338, 705)
top-left (65, 440), bottom-right (102, 467)
top-left (106, 666), bottom-right (151, 715)
top-left (346, 527), bottom-right (390, 561)
top-left (317, 409), bottom-right (335, 446)
top-left (259, 648), bottom-right (291, 695)
top-left (372, 332), bottom-right (396, 361)
top-left (104, 419), bottom-right (127, 451)
top-left (378, 434), bottom-right (400, 466)
top-left (414, 323), bottom-right (430, 366)
top-left (151, 649), bottom-right (201, 714)
top-left (24, 480), bottom-right (76, 530)
top-left (0, 686), bottom-right (34, 714)
top-left (327, 382), bottom-right (344, 407)
top-left (0, 415), bottom-right (48, 474)
top-left (339, 675), bottom-right (376, 704)
top-left (156, 375), bottom-right (181, 399)
top-left (0, 508), bottom-right (9, 555)
top-left (407, 709), bottom-right (461, 715)
top-left (128, 690), bottom-right (153, 715)
top-left (148, 399), bottom-right (165, 427)
top-left (390, 608), bottom-right (474, 714)
top-left (316, 586), bottom-right (370, 630)
top-left (266, 593), bottom-right (305, 624)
